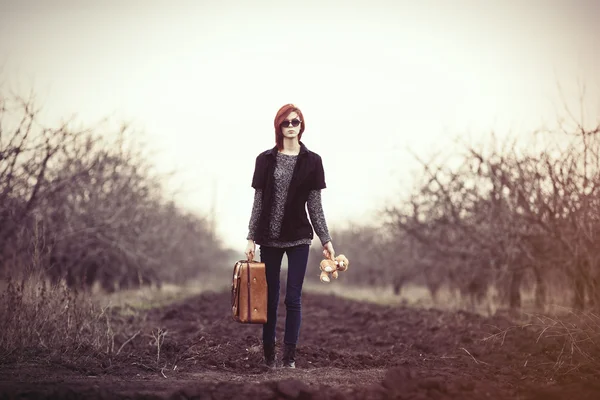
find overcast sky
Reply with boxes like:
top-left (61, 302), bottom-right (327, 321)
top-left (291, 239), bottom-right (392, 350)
top-left (1, 0), bottom-right (599, 250)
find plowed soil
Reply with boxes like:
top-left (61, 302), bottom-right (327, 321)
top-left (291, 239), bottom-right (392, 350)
top-left (1, 288), bottom-right (600, 399)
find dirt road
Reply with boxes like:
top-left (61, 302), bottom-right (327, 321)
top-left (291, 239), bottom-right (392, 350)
top-left (1, 288), bottom-right (599, 399)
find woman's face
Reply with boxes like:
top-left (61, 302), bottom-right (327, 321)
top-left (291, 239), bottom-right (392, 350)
top-left (280, 111), bottom-right (302, 139)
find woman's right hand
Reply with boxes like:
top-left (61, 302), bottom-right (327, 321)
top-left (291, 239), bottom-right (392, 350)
top-left (245, 240), bottom-right (256, 261)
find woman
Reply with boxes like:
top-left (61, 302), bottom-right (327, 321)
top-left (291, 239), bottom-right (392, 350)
top-left (245, 104), bottom-right (335, 369)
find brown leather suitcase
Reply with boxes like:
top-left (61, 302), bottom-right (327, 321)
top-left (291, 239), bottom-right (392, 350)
top-left (231, 259), bottom-right (268, 324)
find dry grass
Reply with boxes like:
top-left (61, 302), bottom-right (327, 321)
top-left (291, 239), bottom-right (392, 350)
top-left (0, 273), bottom-right (113, 364)
top-left (305, 281), bottom-right (501, 316)
top-left (525, 306), bottom-right (600, 373)
top-left (94, 277), bottom-right (228, 315)
top-left (480, 304), bottom-right (600, 375)
top-left (305, 282), bottom-right (431, 307)
top-left (305, 280), bottom-right (579, 317)
top-left (0, 270), bottom-right (227, 367)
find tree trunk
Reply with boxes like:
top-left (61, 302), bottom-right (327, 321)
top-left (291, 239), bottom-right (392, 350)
top-left (586, 274), bottom-right (600, 311)
top-left (533, 267), bottom-right (547, 311)
top-left (509, 269), bottom-right (523, 310)
top-left (573, 275), bottom-right (586, 311)
top-left (392, 276), bottom-right (406, 296)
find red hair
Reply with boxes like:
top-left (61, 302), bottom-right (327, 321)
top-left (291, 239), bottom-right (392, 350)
top-left (274, 104), bottom-right (305, 150)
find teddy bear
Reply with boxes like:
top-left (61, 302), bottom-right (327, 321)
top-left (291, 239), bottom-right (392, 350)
top-left (319, 254), bottom-right (350, 283)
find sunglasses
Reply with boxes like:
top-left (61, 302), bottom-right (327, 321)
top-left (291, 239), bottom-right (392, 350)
top-left (280, 118), bottom-right (302, 128)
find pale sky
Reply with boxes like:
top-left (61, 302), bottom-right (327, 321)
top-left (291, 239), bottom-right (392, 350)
top-left (1, 0), bottom-right (598, 250)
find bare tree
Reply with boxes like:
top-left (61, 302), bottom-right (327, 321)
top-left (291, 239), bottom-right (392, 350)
top-left (0, 88), bottom-right (228, 290)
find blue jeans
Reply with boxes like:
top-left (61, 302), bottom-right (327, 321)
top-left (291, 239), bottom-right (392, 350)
top-left (260, 244), bottom-right (310, 346)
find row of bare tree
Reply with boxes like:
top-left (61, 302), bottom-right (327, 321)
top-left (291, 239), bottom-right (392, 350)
top-left (0, 89), bottom-right (228, 291)
top-left (325, 103), bottom-right (600, 312)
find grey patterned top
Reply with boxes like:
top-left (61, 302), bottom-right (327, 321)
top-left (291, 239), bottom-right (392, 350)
top-left (247, 152), bottom-right (331, 247)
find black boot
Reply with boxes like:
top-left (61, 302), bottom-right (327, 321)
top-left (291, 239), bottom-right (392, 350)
top-left (282, 344), bottom-right (296, 368)
top-left (263, 342), bottom-right (276, 368)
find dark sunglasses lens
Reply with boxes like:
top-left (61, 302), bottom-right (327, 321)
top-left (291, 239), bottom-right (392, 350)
top-left (281, 119), bottom-right (301, 128)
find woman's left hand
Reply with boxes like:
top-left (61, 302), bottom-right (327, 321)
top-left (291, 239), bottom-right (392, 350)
top-left (323, 241), bottom-right (335, 260)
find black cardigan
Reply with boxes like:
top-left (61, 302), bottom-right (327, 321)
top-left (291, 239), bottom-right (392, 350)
top-left (251, 142), bottom-right (326, 244)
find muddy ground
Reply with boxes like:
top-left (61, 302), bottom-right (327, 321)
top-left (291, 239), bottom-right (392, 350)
top-left (1, 287), bottom-right (600, 399)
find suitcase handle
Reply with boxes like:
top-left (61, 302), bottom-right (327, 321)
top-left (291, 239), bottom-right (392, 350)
top-left (231, 262), bottom-right (242, 318)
